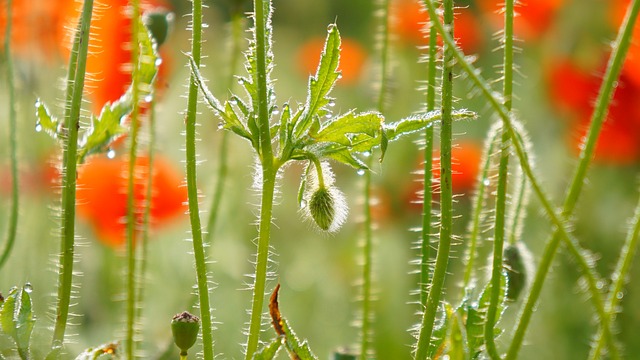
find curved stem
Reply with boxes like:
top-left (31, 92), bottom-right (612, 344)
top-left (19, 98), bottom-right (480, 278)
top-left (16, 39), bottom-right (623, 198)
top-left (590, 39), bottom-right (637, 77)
top-left (50, 0), bottom-right (94, 355)
top-left (421, 0), bottom-right (632, 357)
top-left (185, 0), bottom-right (215, 358)
top-left (414, 0), bottom-right (454, 357)
top-left (245, 0), bottom-right (277, 357)
top-left (125, 1), bottom-right (142, 358)
top-left (204, 10), bottom-right (244, 245)
top-left (0, 0), bottom-right (19, 271)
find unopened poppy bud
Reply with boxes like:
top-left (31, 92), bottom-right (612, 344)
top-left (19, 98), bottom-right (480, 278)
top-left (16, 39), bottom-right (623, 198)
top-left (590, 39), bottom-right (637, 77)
top-left (309, 187), bottom-right (335, 231)
top-left (504, 243), bottom-right (528, 302)
top-left (171, 311), bottom-right (200, 356)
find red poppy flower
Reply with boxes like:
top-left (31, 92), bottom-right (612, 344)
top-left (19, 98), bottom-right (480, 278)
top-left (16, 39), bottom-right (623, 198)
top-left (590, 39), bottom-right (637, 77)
top-left (610, 0), bottom-right (640, 87)
top-left (391, 0), bottom-right (483, 54)
top-left (476, 0), bottom-right (564, 40)
top-left (76, 153), bottom-right (187, 247)
top-left (297, 36), bottom-right (367, 85)
top-left (56, 0), bottom-right (172, 112)
top-left (547, 57), bottom-right (640, 164)
top-left (0, 0), bottom-right (63, 62)
top-left (405, 140), bottom-right (483, 211)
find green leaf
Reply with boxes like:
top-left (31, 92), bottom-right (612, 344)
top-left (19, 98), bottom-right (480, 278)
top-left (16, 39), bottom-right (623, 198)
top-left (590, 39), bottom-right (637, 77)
top-left (14, 287), bottom-right (35, 356)
top-left (466, 274), bottom-right (507, 358)
top-left (281, 318), bottom-right (318, 360)
top-left (35, 100), bottom-right (59, 138)
top-left (426, 303), bottom-right (451, 359)
top-left (314, 111), bottom-right (383, 152)
top-left (294, 23), bottom-right (341, 138)
top-left (0, 287), bottom-right (18, 338)
top-left (252, 338), bottom-right (282, 360)
top-left (77, 15), bottom-right (160, 163)
top-left (384, 109), bottom-right (476, 141)
top-left (448, 311), bottom-right (466, 360)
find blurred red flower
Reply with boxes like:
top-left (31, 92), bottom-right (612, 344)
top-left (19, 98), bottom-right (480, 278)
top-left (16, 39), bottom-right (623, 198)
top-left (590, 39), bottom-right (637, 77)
top-left (297, 36), bottom-right (367, 85)
top-left (391, 0), bottom-right (484, 54)
top-left (610, 0), bottom-right (640, 87)
top-left (547, 57), bottom-right (640, 164)
top-left (405, 140), bottom-right (483, 211)
top-left (476, 0), bottom-right (564, 40)
top-left (76, 153), bottom-right (187, 247)
top-left (56, 0), bottom-right (172, 112)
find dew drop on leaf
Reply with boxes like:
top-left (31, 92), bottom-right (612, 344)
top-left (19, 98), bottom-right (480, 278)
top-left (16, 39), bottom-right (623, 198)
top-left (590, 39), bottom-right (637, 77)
top-left (107, 148), bottom-right (116, 159)
top-left (616, 292), bottom-right (624, 300)
top-left (356, 168), bottom-right (366, 176)
top-left (272, 106), bottom-right (280, 115)
top-left (237, 78), bottom-right (244, 85)
top-left (362, 150), bottom-right (372, 158)
top-left (299, 200), bottom-right (307, 209)
top-left (337, 73), bottom-right (343, 80)
top-left (328, 100), bottom-right (336, 107)
top-left (327, 23), bottom-right (336, 32)
top-left (218, 123), bottom-right (225, 130)
top-left (24, 283), bottom-right (33, 293)
top-left (35, 99), bottom-right (41, 108)
top-left (482, 178), bottom-right (490, 186)
top-left (35, 122), bottom-right (43, 132)
top-left (155, 58), bottom-right (163, 66)
top-left (229, 98), bottom-right (237, 105)
top-left (325, 113), bottom-right (332, 119)
top-left (144, 95), bottom-right (153, 103)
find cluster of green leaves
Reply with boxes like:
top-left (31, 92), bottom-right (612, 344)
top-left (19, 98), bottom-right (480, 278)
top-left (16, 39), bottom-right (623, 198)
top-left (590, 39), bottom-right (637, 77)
top-left (35, 16), bottom-right (159, 164)
top-left (189, 23), bottom-right (476, 174)
top-left (0, 285), bottom-right (36, 360)
top-left (427, 275), bottom-right (507, 360)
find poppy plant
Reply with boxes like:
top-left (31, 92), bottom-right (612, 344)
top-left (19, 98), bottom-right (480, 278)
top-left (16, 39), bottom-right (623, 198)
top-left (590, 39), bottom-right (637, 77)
top-left (75, 153), bottom-right (187, 247)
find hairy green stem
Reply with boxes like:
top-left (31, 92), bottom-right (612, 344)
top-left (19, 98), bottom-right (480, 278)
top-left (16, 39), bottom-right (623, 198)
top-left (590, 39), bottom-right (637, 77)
top-left (507, 0), bottom-right (640, 358)
top-left (204, 10), bottom-right (244, 245)
top-left (485, 1), bottom-right (514, 358)
top-left (414, 0), bottom-right (454, 357)
top-left (420, 1), bottom-right (622, 357)
top-left (0, 0), bottom-right (19, 271)
top-left (125, 1), bottom-right (142, 358)
top-left (420, 0), bottom-right (438, 307)
top-left (245, 0), bottom-right (277, 357)
top-left (360, 159), bottom-right (374, 360)
top-left (185, 0), bottom-right (215, 358)
top-left (50, 0), bottom-right (94, 355)
top-left (589, 188), bottom-right (640, 359)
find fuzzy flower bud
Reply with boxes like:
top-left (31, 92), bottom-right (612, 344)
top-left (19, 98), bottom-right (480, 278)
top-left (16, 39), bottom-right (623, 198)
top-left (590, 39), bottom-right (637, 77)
top-left (171, 311), bottom-right (200, 355)
top-left (504, 243), bottom-right (530, 302)
top-left (302, 162), bottom-right (348, 232)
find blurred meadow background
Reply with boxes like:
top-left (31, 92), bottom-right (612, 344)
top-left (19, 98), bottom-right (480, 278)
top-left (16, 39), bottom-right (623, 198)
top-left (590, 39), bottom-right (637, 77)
top-left (2, 0), bottom-right (640, 359)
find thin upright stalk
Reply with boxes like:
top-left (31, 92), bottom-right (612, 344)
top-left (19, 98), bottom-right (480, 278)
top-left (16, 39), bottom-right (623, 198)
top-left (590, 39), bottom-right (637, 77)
top-left (204, 9), bottom-right (245, 245)
top-left (484, 1), bottom-right (514, 358)
top-left (125, 1), bottom-right (142, 358)
top-left (245, 0), bottom-right (278, 357)
top-left (414, 0), bottom-right (454, 357)
top-left (50, 0), bottom-right (94, 355)
top-left (0, 0), bottom-right (19, 271)
top-left (185, 0), bottom-right (215, 358)
top-left (420, 0), bottom-right (624, 357)
top-left (420, 0), bottom-right (438, 307)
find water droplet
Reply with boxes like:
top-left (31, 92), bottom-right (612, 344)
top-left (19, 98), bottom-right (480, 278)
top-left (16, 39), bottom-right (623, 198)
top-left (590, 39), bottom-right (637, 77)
top-left (107, 148), bottom-right (116, 159)
top-left (325, 113), bottom-right (332, 119)
top-left (237, 78), bottom-right (245, 85)
top-left (155, 58), bottom-right (163, 66)
top-left (596, 280), bottom-right (605, 290)
top-left (144, 94), bottom-right (153, 103)
top-left (35, 99), bottom-right (41, 108)
top-left (328, 100), bottom-right (336, 107)
top-left (336, 73), bottom-right (343, 80)
top-left (202, 23), bottom-right (209, 28)
top-left (327, 23), bottom-right (336, 32)
top-left (24, 283), bottom-right (33, 293)
top-left (272, 106), bottom-right (280, 115)
top-left (229, 98), bottom-right (238, 105)
top-left (362, 150), bottom-right (372, 157)
top-left (35, 123), bottom-right (43, 132)
top-left (218, 123), bottom-right (225, 130)
top-left (616, 291), bottom-right (624, 300)
top-left (356, 168), bottom-right (366, 176)
top-left (482, 178), bottom-right (490, 186)
top-left (299, 200), bottom-right (307, 209)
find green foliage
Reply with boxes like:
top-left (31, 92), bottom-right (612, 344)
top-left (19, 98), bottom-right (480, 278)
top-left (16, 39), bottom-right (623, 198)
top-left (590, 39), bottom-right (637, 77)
top-left (35, 16), bottom-right (160, 164)
top-left (0, 285), bottom-right (36, 360)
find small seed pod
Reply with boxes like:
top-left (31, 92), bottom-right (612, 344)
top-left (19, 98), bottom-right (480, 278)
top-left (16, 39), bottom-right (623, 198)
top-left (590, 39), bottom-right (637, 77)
top-left (171, 311), bottom-right (200, 356)
top-left (309, 187), bottom-right (336, 231)
top-left (503, 243), bottom-right (528, 302)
